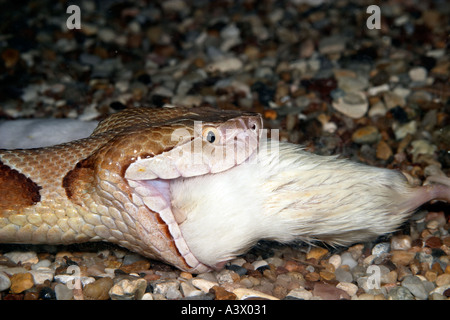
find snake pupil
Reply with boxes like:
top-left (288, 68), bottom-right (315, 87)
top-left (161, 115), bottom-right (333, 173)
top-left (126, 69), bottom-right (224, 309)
top-left (207, 131), bottom-right (216, 143)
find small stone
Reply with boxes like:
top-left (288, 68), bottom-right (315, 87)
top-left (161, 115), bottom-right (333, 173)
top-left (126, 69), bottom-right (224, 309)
top-left (336, 282), bottom-right (358, 297)
top-left (29, 269), bottom-right (54, 285)
top-left (409, 67), bottom-right (427, 82)
top-left (318, 35), bottom-right (347, 55)
top-left (83, 277), bottom-right (114, 300)
top-left (305, 272), bottom-right (320, 282)
top-left (425, 236), bottom-right (442, 248)
top-left (180, 282), bottom-right (203, 298)
top-left (334, 267), bottom-right (353, 283)
top-left (372, 242), bottom-right (391, 256)
top-left (388, 286), bottom-right (414, 300)
top-left (383, 91), bottom-right (406, 109)
top-left (210, 285), bottom-right (237, 300)
top-left (191, 279), bottom-right (219, 293)
top-left (436, 274), bottom-right (450, 287)
top-left (391, 250), bottom-right (416, 266)
top-left (306, 247), bottom-right (329, 261)
top-left (119, 260), bottom-right (151, 273)
top-left (320, 271), bottom-right (335, 281)
top-left (391, 235), bottom-right (412, 251)
top-left (252, 260), bottom-right (269, 270)
top-left (313, 283), bottom-right (350, 300)
top-left (352, 126), bottom-right (380, 144)
top-left (0, 271), bottom-right (11, 291)
top-left (402, 276), bottom-right (428, 300)
top-left (376, 141), bottom-right (393, 160)
top-left (207, 57), bottom-right (243, 73)
top-left (1, 48), bottom-right (20, 68)
top-left (109, 279), bottom-right (147, 300)
top-left (340, 252), bottom-right (358, 269)
top-left (332, 91), bottom-right (368, 119)
top-left (233, 288), bottom-right (279, 300)
top-left (10, 273), bottom-right (34, 294)
top-left (55, 284), bottom-right (74, 300)
top-left (286, 287), bottom-right (313, 300)
top-left (153, 280), bottom-right (182, 300)
top-left (4, 251), bottom-right (39, 265)
top-left (328, 255), bottom-right (342, 269)
top-left (394, 121), bottom-right (417, 140)
top-left (380, 271), bottom-right (398, 284)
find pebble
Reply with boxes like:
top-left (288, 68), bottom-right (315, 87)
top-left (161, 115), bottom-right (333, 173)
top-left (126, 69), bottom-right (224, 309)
top-left (391, 250), bottom-right (416, 266)
top-left (306, 247), bottom-right (329, 261)
top-left (10, 273), bottom-right (34, 294)
top-left (0, 271), bottom-right (11, 291)
top-left (4, 251), bottom-right (39, 265)
top-left (402, 276), bottom-right (428, 300)
top-left (372, 242), bottom-right (391, 256)
top-left (388, 286), bottom-right (414, 300)
top-left (409, 67), bottom-right (427, 82)
top-left (55, 283), bottom-right (74, 300)
top-left (334, 267), bottom-right (353, 283)
top-left (376, 141), bottom-right (393, 160)
top-left (83, 277), bottom-right (114, 300)
top-left (191, 279), bottom-right (219, 293)
top-left (328, 255), bottom-right (342, 269)
top-left (391, 235), bottom-right (412, 251)
top-left (232, 288), bottom-right (279, 300)
top-left (153, 280), bottom-right (182, 300)
top-left (109, 278), bottom-right (147, 300)
top-left (313, 283), bottom-right (350, 300)
top-left (340, 252), bottom-right (358, 269)
top-left (436, 274), bottom-right (450, 287)
top-left (352, 126), bottom-right (380, 144)
top-left (29, 269), bottom-right (54, 285)
top-left (180, 281), bottom-right (203, 298)
top-left (332, 91), bottom-right (368, 119)
top-left (286, 287), bottom-right (313, 300)
top-left (336, 282), bottom-right (358, 297)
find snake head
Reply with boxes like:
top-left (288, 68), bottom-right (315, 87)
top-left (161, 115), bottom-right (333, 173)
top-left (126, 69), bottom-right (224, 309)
top-left (96, 107), bottom-right (262, 273)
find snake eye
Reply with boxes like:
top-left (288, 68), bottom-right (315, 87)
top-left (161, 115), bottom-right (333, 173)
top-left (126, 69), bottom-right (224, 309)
top-left (202, 127), bottom-right (220, 144)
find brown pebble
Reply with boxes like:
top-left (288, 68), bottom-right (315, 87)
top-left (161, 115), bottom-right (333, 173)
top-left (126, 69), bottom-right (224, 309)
top-left (83, 277), bottom-right (114, 300)
top-left (306, 247), bottom-right (329, 261)
top-left (210, 285), bottom-right (236, 300)
top-left (436, 274), bottom-right (450, 287)
top-left (391, 250), bottom-right (416, 266)
top-left (425, 236), bottom-right (442, 248)
top-left (1, 48), bottom-right (20, 68)
top-left (425, 270), bottom-right (438, 282)
top-left (10, 273), bottom-right (34, 294)
top-left (313, 283), bottom-right (350, 300)
top-left (376, 140), bottom-right (393, 160)
top-left (179, 272), bottom-right (193, 280)
top-left (23, 291), bottom-right (40, 300)
top-left (320, 271), bottom-right (336, 281)
top-left (305, 272), bottom-right (320, 282)
top-left (119, 260), bottom-right (151, 273)
top-left (284, 260), bottom-right (304, 273)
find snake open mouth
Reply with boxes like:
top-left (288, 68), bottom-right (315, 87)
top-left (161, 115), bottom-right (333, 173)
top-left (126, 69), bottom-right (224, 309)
top-left (124, 115), bottom-right (262, 272)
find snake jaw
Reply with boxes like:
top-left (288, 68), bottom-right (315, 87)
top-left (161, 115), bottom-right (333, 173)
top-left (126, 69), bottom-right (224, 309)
top-left (123, 113), bottom-right (262, 272)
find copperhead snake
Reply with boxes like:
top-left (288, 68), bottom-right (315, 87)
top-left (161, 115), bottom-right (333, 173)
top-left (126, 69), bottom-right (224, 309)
top-left (0, 106), bottom-right (449, 273)
top-left (0, 106), bottom-right (262, 273)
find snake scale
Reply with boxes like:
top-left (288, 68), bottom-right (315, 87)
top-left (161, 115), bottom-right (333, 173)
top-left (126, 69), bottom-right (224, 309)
top-left (0, 106), bottom-right (449, 273)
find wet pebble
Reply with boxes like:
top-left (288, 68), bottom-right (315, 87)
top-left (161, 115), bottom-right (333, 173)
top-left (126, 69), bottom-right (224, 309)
top-left (109, 278), bottom-right (147, 300)
top-left (83, 277), bottom-right (114, 300)
top-left (10, 273), bottom-right (34, 294)
top-left (0, 271), bottom-right (11, 291)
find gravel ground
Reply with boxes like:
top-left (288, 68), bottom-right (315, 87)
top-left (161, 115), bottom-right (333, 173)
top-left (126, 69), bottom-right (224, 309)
top-left (0, 0), bottom-right (449, 300)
